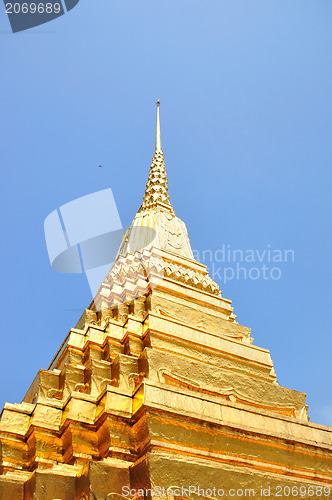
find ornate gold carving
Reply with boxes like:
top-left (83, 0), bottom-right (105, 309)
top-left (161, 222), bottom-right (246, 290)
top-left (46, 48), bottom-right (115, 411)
top-left (160, 212), bottom-right (183, 250)
top-left (101, 249), bottom-right (221, 312)
top-left (128, 372), bottom-right (145, 390)
top-left (157, 367), bottom-right (297, 418)
top-left (74, 383), bottom-right (90, 394)
top-left (47, 388), bottom-right (62, 400)
top-left (139, 149), bottom-right (174, 214)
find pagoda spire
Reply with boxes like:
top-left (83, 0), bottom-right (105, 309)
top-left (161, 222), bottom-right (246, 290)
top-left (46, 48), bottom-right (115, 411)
top-left (155, 99), bottom-right (162, 151)
top-left (139, 100), bottom-right (174, 214)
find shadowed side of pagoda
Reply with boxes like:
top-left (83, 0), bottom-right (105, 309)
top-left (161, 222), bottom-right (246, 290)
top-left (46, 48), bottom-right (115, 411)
top-left (0, 103), bottom-right (331, 499)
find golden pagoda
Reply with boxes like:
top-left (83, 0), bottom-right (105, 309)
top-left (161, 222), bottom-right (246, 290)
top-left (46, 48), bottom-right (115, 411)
top-left (0, 103), bottom-right (331, 499)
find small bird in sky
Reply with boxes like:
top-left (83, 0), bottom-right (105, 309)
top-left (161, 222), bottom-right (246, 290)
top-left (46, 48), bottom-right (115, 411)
top-left (98, 165), bottom-right (102, 168)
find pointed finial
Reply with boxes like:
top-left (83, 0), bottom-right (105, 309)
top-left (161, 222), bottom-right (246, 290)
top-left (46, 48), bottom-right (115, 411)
top-left (138, 100), bottom-right (174, 214)
top-left (155, 99), bottom-right (162, 152)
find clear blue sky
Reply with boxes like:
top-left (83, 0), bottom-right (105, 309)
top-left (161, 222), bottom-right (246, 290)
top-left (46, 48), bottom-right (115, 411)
top-left (0, 0), bottom-right (331, 426)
